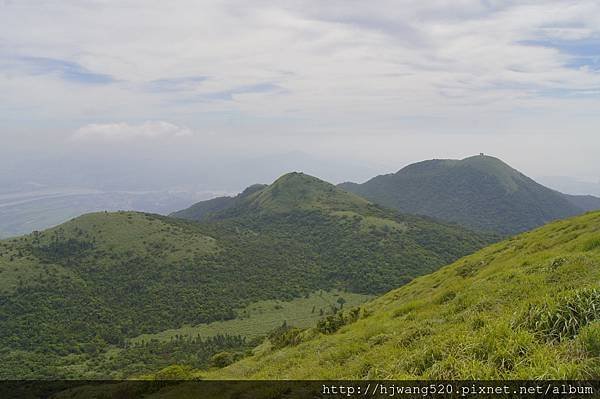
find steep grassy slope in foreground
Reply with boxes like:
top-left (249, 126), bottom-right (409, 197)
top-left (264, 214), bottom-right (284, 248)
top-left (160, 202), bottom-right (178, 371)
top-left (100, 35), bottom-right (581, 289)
top-left (207, 211), bottom-right (600, 380)
top-left (340, 155), bottom-right (593, 235)
top-left (0, 173), bottom-right (488, 378)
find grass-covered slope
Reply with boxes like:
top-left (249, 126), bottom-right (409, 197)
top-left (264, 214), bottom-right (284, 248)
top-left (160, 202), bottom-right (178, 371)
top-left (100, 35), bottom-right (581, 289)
top-left (0, 173), bottom-right (489, 378)
top-left (170, 184), bottom-right (266, 221)
top-left (209, 211), bottom-right (600, 379)
top-left (173, 172), bottom-right (374, 219)
top-left (340, 155), bottom-right (588, 235)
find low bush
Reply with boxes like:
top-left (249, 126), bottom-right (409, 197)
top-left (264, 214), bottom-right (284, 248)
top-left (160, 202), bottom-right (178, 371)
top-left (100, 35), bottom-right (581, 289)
top-left (268, 325), bottom-right (304, 350)
top-left (520, 288), bottom-right (600, 342)
top-left (316, 307), bottom-right (361, 334)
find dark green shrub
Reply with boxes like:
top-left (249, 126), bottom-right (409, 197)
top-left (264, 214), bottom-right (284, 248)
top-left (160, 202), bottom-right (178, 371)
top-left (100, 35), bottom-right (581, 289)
top-left (268, 325), bottom-right (303, 349)
top-left (316, 307), bottom-right (361, 334)
top-left (210, 351), bottom-right (240, 368)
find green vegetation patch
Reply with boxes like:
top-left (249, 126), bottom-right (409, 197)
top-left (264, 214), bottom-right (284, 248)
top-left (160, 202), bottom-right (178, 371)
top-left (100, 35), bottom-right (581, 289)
top-left (332, 211), bottom-right (408, 234)
top-left (130, 290), bottom-right (372, 344)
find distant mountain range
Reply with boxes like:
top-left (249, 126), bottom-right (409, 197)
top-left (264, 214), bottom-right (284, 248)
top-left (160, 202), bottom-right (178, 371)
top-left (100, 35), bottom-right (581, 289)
top-left (4, 154), bottom-right (598, 240)
top-left (0, 172), bottom-right (488, 379)
top-left (537, 175), bottom-right (600, 197)
top-left (562, 193), bottom-right (600, 212)
top-left (339, 155), bottom-right (600, 235)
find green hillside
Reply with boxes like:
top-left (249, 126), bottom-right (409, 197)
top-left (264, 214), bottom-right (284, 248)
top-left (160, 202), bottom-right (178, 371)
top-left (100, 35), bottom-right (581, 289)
top-left (0, 173), bottom-right (488, 378)
top-left (170, 184), bottom-right (266, 221)
top-left (200, 210), bottom-right (600, 380)
top-left (242, 172), bottom-right (372, 213)
top-left (173, 172), bottom-right (492, 293)
top-left (340, 155), bottom-right (592, 235)
top-left (173, 172), bottom-right (374, 219)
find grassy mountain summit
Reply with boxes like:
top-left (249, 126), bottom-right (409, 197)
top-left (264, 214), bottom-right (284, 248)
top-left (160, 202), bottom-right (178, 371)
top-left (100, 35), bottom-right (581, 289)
top-left (170, 169), bottom-right (368, 222)
top-left (206, 210), bottom-right (600, 380)
top-left (174, 172), bottom-right (492, 294)
top-left (340, 154), bottom-right (596, 235)
top-left (245, 172), bottom-right (371, 213)
top-left (0, 173), bottom-right (489, 378)
top-left (172, 172), bottom-right (373, 219)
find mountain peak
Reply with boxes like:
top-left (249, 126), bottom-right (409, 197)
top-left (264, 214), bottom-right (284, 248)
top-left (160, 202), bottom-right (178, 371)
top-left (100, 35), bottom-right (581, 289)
top-left (251, 172), bottom-right (370, 213)
top-left (173, 172), bottom-right (373, 221)
top-left (459, 154), bottom-right (516, 170)
top-left (341, 155), bottom-right (584, 235)
top-left (457, 155), bottom-right (526, 192)
top-left (461, 154), bottom-right (506, 166)
top-left (270, 171), bottom-right (318, 185)
top-left (393, 155), bottom-right (524, 192)
top-left (401, 154), bottom-right (511, 173)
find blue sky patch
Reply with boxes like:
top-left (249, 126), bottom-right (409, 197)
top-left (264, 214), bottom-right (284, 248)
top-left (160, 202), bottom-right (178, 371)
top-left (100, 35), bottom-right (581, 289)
top-left (11, 56), bottom-right (116, 84)
top-left (146, 76), bottom-right (208, 92)
top-left (175, 82), bottom-right (285, 103)
top-left (520, 38), bottom-right (600, 70)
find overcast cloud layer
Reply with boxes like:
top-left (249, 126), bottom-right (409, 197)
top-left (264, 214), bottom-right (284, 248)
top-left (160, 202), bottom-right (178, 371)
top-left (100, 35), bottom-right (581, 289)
top-left (1, 0), bottom-right (600, 184)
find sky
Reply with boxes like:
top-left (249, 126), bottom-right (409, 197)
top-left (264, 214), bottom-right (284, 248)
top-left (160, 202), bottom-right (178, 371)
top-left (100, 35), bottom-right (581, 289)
top-left (1, 0), bottom-right (600, 190)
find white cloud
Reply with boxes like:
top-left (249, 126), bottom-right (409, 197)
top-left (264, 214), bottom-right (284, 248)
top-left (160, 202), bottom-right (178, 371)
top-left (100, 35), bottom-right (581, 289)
top-left (1, 0), bottom-right (600, 178)
top-left (3, 1), bottom-right (600, 117)
top-left (72, 121), bottom-right (193, 141)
